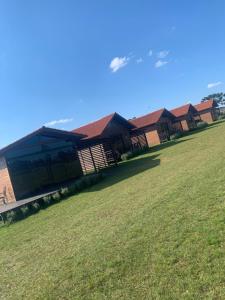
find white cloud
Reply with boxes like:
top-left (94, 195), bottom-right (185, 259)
top-left (136, 57), bottom-right (143, 64)
top-left (157, 50), bottom-right (169, 59)
top-left (44, 118), bottom-right (73, 127)
top-left (109, 56), bottom-right (129, 72)
top-left (148, 50), bottom-right (153, 56)
top-left (155, 60), bottom-right (168, 68)
top-left (207, 81), bottom-right (222, 89)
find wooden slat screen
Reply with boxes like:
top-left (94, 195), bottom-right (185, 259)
top-left (131, 132), bottom-right (148, 149)
top-left (77, 141), bottom-right (116, 174)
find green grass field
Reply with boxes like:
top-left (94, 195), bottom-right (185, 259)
top-left (1, 121), bottom-right (225, 300)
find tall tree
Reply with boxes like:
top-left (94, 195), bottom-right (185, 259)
top-left (202, 92), bottom-right (225, 106)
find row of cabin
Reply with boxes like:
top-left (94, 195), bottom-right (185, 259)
top-left (0, 99), bottom-right (218, 204)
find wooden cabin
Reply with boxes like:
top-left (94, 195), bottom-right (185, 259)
top-left (0, 127), bottom-right (85, 203)
top-left (194, 99), bottom-right (218, 123)
top-left (129, 109), bottom-right (176, 146)
top-left (170, 104), bottom-right (198, 131)
top-left (72, 113), bottom-right (141, 173)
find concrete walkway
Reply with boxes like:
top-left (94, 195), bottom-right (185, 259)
top-left (0, 190), bottom-right (58, 214)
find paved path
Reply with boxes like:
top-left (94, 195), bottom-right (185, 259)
top-left (0, 190), bottom-right (58, 214)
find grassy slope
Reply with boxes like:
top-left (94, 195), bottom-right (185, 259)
top-left (1, 122), bottom-right (225, 299)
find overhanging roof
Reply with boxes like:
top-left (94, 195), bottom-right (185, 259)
top-left (194, 99), bottom-right (217, 112)
top-left (0, 127), bottom-right (85, 156)
top-left (72, 112), bottom-right (135, 139)
top-left (170, 104), bottom-right (198, 117)
top-left (129, 108), bottom-right (175, 129)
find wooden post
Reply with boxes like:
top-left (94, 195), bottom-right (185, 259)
top-left (89, 147), bottom-right (97, 173)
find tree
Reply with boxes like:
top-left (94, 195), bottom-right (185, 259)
top-left (202, 92), bottom-right (225, 107)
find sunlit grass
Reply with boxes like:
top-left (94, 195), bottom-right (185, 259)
top-left (1, 121), bottom-right (225, 299)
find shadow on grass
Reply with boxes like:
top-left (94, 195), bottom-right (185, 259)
top-left (149, 138), bottom-right (194, 153)
top-left (89, 154), bottom-right (160, 191)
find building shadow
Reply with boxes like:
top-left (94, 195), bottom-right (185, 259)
top-left (88, 154), bottom-right (160, 192)
top-left (149, 138), bottom-right (193, 153)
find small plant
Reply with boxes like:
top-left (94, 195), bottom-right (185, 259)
top-left (121, 146), bottom-right (149, 161)
top-left (60, 187), bottom-right (70, 198)
top-left (196, 121), bottom-right (208, 129)
top-left (218, 114), bottom-right (225, 120)
top-left (5, 210), bottom-right (18, 224)
top-left (52, 192), bottom-right (61, 202)
top-left (68, 183), bottom-right (79, 195)
top-left (83, 175), bottom-right (99, 187)
top-left (42, 195), bottom-right (53, 207)
top-left (20, 205), bottom-right (30, 217)
top-left (30, 201), bottom-right (40, 213)
top-left (170, 132), bottom-right (182, 140)
top-left (74, 179), bottom-right (86, 191)
top-left (121, 151), bottom-right (133, 161)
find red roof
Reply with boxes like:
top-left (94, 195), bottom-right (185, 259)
top-left (72, 112), bottom-right (134, 139)
top-left (170, 104), bottom-right (196, 117)
top-left (129, 108), bottom-right (169, 129)
top-left (194, 99), bottom-right (217, 112)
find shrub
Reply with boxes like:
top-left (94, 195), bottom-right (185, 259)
top-left (74, 179), bottom-right (86, 191)
top-left (64, 173), bottom-right (104, 196)
top-left (68, 183), bottom-right (78, 195)
top-left (82, 176), bottom-right (93, 188)
top-left (121, 151), bottom-right (134, 161)
top-left (218, 114), bottom-right (225, 120)
top-left (60, 187), bottom-right (70, 198)
top-left (20, 205), bottom-right (30, 217)
top-left (84, 173), bottom-right (104, 186)
top-left (170, 132), bottom-right (182, 140)
top-left (52, 191), bottom-right (61, 202)
top-left (30, 201), bottom-right (41, 213)
top-left (41, 195), bottom-right (53, 207)
top-left (89, 173), bottom-right (104, 184)
top-left (5, 210), bottom-right (18, 224)
top-left (196, 121), bottom-right (208, 129)
top-left (121, 146), bottom-right (149, 161)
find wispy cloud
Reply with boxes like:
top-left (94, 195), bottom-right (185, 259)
top-left (207, 81), bottom-right (222, 89)
top-left (109, 56), bottom-right (129, 73)
top-left (136, 57), bottom-right (143, 64)
top-left (44, 118), bottom-right (73, 127)
top-left (148, 50), bottom-right (153, 57)
top-left (155, 60), bottom-right (168, 68)
top-left (157, 50), bottom-right (169, 59)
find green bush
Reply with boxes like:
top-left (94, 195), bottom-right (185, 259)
top-left (60, 187), bottom-right (70, 198)
top-left (30, 201), bottom-right (40, 213)
top-left (3, 173), bottom-right (105, 226)
top-left (52, 192), bottom-right (61, 202)
top-left (196, 121), bottom-right (208, 129)
top-left (82, 176), bottom-right (93, 188)
top-left (75, 179), bottom-right (86, 191)
top-left (121, 146), bottom-right (149, 161)
top-left (41, 195), bottom-right (53, 207)
top-left (121, 151), bottom-right (133, 161)
top-left (68, 183), bottom-right (78, 195)
top-left (170, 132), bottom-right (182, 140)
top-left (218, 114), bottom-right (225, 120)
top-left (20, 205), bottom-right (30, 217)
top-left (5, 210), bottom-right (18, 224)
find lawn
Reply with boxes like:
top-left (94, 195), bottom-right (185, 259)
top-left (1, 121), bottom-right (225, 300)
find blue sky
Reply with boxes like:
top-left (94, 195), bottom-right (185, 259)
top-left (0, 0), bottom-right (225, 147)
